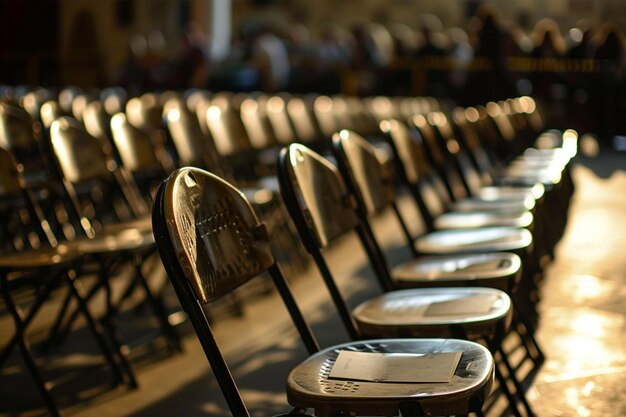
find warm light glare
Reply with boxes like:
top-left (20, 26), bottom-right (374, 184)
top-left (267, 96), bottom-right (285, 112)
top-left (465, 107), bottom-right (479, 123)
top-left (167, 108), bottom-right (181, 123)
top-left (206, 106), bottom-right (222, 121)
top-left (111, 113), bottom-right (126, 129)
top-left (379, 120), bottom-right (391, 133)
top-left (287, 99), bottom-right (304, 115)
top-left (314, 96), bottom-right (332, 113)
top-left (486, 102), bottom-right (501, 117)
top-left (570, 28), bottom-right (584, 43)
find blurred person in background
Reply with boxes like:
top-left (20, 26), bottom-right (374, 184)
top-left (593, 23), bottom-right (626, 146)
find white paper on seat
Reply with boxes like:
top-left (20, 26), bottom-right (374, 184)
top-left (328, 350), bottom-right (462, 383)
top-left (424, 294), bottom-right (499, 316)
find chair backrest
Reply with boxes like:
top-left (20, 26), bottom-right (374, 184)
top-left (332, 129), bottom-right (396, 216)
top-left (413, 113), bottom-right (467, 202)
top-left (312, 95), bottom-right (337, 138)
top-left (155, 167), bottom-right (275, 303)
top-left (429, 111), bottom-right (480, 197)
top-left (380, 119), bottom-right (428, 185)
top-left (204, 97), bottom-right (252, 157)
top-left (0, 102), bottom-right (55, 182)
top-left (82, 101), bottom-right (117, 158)
top-left (278, 143), bottom-right (359, 251)
top-left (0, 145), bottom-right (59, 251)
top-left (381, 119), bottom-right (454, 231)
top-left (0, 102), bottom-right (39, 155)
top-left (237, 95), bottom-right (277, 150)
top-left (285, 96), bottom-right (319, 144)
top-left (0, 145), bottom-right (22, 197)
top-left (279, 143), bottom-right (397, 338)
top-left (110, 112), bottom-right (164, 173)
top-left (100, 87), bottom-right (128, 116)
top-left (20, 88), bottom-right (55, 122)
top-left (453, 107), bottom-right (501, 178)
top-left (163, 98), bottom-right (216, 168)
top-left (58, 86), bottom-right (84, 115)
top-left (265, 95), bottom-right (296, 145)
top-left (126, 93), bottom-right (163, 134)
top-left (330, 95), bottom-right (354, 131)
top-left (50, 117), bottom-right (112, 184)
top-left (152, 167), bottom-right (319, 416)
top-left (50, 117), bottom-right (148, 229)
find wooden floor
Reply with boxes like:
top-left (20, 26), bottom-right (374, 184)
top-left (1, 148), bottom-right (625, 417)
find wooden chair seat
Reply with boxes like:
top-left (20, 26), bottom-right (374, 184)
top-left (102, 216), bottom-right (153, 234)
top-left (0, 247), bottom-right (78, 269)
top-left (414, 227), bottom-right (533, 255)
top-left (450, 196), bottom-right (535, 212)
top-left (477, 184), bottom-right (545, 201)
top-left (63, 229), bottom-right (154, 254)
top-left (392, 253), bottom-right (521, 291)
top-left (287, 338), bottom-right (494, 417)
top-left (352, 287), bottom-right (511, 338)
top-left (434, 209), bottom-right (533, 229)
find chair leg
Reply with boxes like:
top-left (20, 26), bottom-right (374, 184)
top-left (47, 276), bottom-right (103, 346)
top-left (132, 255), bottom-right (182, 353)
top-left (64, 270), bottom-right (127, 387)
top-left (0, 277), bottom-right (61, 417)
top-left (0, 276), bottom-right (58, 367)
top-left (497, 346), bottom-right (537, 417)
top-left (98, 260), bottom-right (138, 388)
top-left (493, 359), bottom-right (524, 417)
top-left (42, 287), bottom-right (74, 351)
top-left (512, 301), bottom-right (545, 365)
top-left (398, 400), bottom-right (426, 416)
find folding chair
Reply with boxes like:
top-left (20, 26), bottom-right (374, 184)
top-left (152, 166), bottom-right (495, 417)
top-left (278, 143), bottom-right (538, 417)
top-left (0, 147), bottom-right (133, 416)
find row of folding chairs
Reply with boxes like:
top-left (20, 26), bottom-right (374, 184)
top-left (0, 103), bottom-right (175, 417)
top-left (0, 85), bottom-right (574, 416)
top-left (150, 97), bottom-right (576, 415)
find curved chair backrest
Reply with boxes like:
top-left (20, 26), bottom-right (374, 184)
top-left (0, 145), bottom-right (59, 250)
top-left (50, 117), bottom-right (111, 184)
top-left (278, 144), bottom-right (358, 251)
top-left (163, 98), bottom-right (225, 177)
top-left (312, 95), bottom-right (337, 138)
top-left (330, 95), bottom-right (354, 132)
top-left (110, 112), bottom-right (163, 173)
top-left (412, 113), bottom-right (447, 170)
top-left (332, 129), bottom-right (396, 216)
top-left (100, 87), bottom-right (128, 116)
top-left (265, 94), bottom-right (295, 145)
top-left (82, 101), bottom-right (117, 157)
top-left (154, 167), bottom-right (275, 303)
top-left (126, 93), bottom-right (163, 133)
top-left (0, 145), bottom-right (22, 197)
top-left (50, 116), bottom-right (149, 229)
top-left (381, 119), bottom-right (452, 231)
top-left (380, 119), bottom-right (429, 185)
top-left (204, 99), bottom-right (252, 157)
top-left (285, 96), bottom-right (319, 144)
top-left (238, 95), bottom-right (277, 150)
top-left (58, 86), bottom-right (83, 115)
top-left (0, 102), bottom-right (54, 180)
top-left (21, 88), bottom-right (55, 122)
top-left (0, 102), bottom-right (38, 153)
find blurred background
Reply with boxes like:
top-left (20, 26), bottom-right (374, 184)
top-left (1, 0), bottom-right (625, 145)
